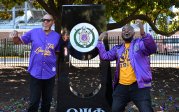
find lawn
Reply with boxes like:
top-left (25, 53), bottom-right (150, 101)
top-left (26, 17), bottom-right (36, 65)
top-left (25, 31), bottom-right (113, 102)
top-left (0, 67), bottom-right (179, 112)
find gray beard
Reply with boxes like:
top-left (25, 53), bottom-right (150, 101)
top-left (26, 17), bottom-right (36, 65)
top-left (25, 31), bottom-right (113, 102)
top-left (42, 26), bottom-right (50, 31)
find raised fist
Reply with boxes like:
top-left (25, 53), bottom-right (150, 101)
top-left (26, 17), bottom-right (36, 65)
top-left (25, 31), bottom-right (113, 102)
top-left (98, 31), bottom-right (108, 41)
top-left (135, 19), bottom-right (145, 36)
top-left (135, 19), bottom-right (143, 29)
top-left (9, 30), bottom-right (18, 39)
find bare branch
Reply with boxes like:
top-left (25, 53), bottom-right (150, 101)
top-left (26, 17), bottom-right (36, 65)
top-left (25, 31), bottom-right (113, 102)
top-left (36, 0), bottom-right (54, 15)
top-left (108, 14), bottom-right (179, 36)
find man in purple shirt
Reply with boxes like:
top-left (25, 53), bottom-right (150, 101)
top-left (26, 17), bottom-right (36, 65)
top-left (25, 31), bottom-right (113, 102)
top-left (97, 20), bottom-right (157, 112)
top-left (10, 14), bottom-right (61, 112)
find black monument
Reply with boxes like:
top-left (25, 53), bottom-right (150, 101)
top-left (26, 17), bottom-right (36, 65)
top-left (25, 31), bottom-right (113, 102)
top-left (57, 5), bottom-right (112, 112)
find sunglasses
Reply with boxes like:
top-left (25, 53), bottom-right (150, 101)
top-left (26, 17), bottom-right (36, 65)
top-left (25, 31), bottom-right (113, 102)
top-left (41, 19), bottom-right (53, 22)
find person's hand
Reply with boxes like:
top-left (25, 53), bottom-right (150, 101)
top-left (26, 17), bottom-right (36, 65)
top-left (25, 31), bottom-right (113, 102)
top-left (9, 30), bottom-right (18, 39)
top-left (98, 31), bottom-right (108, 41)
top-left (135, 19), bottom-right (143, 28)
top-left (64, 47), bottom-right (68, 56)
top-left (9, 30), bottom-right (22, 44)
top-left (135, 19), bottom-right (145, 36)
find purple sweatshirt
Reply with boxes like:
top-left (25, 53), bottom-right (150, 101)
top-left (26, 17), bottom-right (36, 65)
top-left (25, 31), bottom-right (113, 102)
top-left (20, 28), bottom-right (61, 79)
top-left (97, 33), bottom-right (157, 89)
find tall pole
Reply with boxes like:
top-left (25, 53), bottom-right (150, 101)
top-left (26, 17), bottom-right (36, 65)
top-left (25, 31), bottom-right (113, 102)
top-left (12, 7), bottom-right (15, 28)
top-left (24, 2), bottom-right (28, 28)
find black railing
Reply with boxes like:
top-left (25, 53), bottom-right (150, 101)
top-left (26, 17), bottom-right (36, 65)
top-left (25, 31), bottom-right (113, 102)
top-left (108, 35), bottom-right (179, 68)
top-left (0, 38), bottom-right (31, 66)
top-left (0, 35), bottom-right (179, 68)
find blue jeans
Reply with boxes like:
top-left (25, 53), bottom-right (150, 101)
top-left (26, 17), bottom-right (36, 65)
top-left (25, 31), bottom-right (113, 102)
top-left (28, 75), bottom-right (55, 112)
top-left (112, 82), bottom-right (154, 112)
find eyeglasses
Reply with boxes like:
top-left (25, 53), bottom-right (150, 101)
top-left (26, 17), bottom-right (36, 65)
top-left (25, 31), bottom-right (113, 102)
top-left (41, 19), bottom-right (53, 22)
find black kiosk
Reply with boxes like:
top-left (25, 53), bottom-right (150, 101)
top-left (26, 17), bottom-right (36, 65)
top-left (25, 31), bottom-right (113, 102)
top-left (57, 5), bottom-right (112, 112)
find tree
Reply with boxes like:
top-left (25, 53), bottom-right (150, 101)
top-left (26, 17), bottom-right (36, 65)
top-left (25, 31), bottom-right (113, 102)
top-left (0, 0), bottom-right (179, 36)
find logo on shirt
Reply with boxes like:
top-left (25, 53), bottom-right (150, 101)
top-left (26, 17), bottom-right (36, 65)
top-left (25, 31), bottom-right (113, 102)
top-left (70, 23), bottom-right (99, 53)
top-left (35, 43), bottom-right (54, 56)
top-left (120, 49), bottom-right (130, 68)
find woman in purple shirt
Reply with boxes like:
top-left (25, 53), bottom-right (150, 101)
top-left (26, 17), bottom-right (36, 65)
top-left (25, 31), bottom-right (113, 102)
top-left (10, 14), bottom-right (61, 112)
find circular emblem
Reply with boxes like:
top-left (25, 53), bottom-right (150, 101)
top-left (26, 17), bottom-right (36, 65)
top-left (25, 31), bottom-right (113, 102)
top-left (70, 23), bottom-right (99, 53)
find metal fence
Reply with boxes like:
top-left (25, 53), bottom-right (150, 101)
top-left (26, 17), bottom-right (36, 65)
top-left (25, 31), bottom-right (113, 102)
top-left (0, 38), bottom-right (31, 66)
top-left (0, 35), bottom-right (179, 68)
top-left (107, 35), bottom-right (179, 68)
top-left (151, 35), bottom-right (179, 67)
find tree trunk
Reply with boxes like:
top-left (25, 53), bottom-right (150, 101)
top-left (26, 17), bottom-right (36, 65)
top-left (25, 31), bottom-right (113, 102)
top-left (54, 19), bottom-right (61, 34)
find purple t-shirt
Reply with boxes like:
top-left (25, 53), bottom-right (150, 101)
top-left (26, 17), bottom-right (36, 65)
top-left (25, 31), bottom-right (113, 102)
top-left (20, 28), bottom-right (61, 79)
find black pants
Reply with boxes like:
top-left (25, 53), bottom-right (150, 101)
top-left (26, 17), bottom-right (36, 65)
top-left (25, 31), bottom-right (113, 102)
top-left (112, 82), bottom-right (154, 112)
top-left (28, 75), bottom-right (55, 112)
